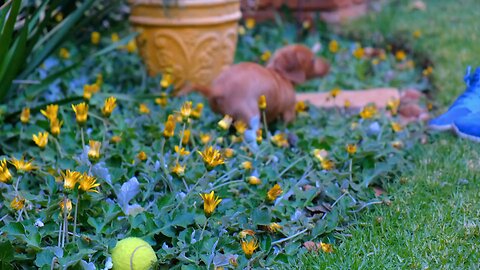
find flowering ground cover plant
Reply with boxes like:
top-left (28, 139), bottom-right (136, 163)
top-left (0, 18), bottom-right (428, 269)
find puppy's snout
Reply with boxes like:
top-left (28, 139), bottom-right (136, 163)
top-left (313, 58), bottom-right (330, 78)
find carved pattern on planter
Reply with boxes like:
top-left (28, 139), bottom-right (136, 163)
top-left (150, 28), bottom-right (238, 89)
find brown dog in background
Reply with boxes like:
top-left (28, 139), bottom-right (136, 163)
top-left (177, 44), bottom-right (330, 126)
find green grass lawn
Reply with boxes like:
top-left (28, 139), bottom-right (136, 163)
top-left (301, 0), bottom-right (480, 268)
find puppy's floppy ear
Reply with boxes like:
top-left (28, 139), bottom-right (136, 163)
top-left (175, 82), bottom-right (213, 98)
top-left (268, 49), bottom-right (307, 84)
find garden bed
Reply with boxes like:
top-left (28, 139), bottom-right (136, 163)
top-left (0, 16), bottom-right (429, 269)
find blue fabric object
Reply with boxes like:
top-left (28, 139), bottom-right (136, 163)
top-left (453, 112), bottom-right (480, 142)
top-left (429, 66), bottom-right (480, 130)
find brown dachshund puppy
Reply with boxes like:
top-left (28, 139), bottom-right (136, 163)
top-left (178, 44), bottom-right (330, 128)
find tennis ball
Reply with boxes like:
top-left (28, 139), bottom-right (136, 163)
top-left (111, 237), bottom-right (157, 270)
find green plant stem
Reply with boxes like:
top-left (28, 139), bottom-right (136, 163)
top-left (62, 195), bottom-right (68, 247)
top-left (199, 217), bottom-right (209, 240)
top-left (14, 175), bottom-right (22, 195)
top-left (80, 127), bottom-right (85, 148)
top-left (176, 122), bottom-right (186, 163)
top-left (261, 110), bottom-right (269, 140)
top-left (72, 193), bottom-right (80, 242)
top-left (51, 136), bottom-right (65, 158)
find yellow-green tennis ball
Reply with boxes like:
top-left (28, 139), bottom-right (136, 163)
top-left (111, 237), bottom-right (157, 270)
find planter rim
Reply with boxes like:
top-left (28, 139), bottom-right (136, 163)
top-left (129, 0), bottom-right (239, 7)
top-left (130, 11), bottom-right (242, 26)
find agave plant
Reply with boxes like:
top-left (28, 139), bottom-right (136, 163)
top-left (0, 0), bottom-right (95, 102)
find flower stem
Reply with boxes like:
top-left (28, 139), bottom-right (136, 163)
top-left (261, 110), bottom-right (269, 140)
top-left (176, 123), bottom-right (186, 163)
top-left (73, 194), bottom-right (80, 243)
top-left (62, 196), bottom-right (68, 247)
top-left (80, 127), bottom-right (85, 148)
top-left (199, 217), bottom-right (209, 240)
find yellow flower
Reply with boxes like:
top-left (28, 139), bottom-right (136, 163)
top-left (245, 18), bottom-right (255, 29)
top-left (198, 146), bottom-right (225, 171)
top-left (395, 50), bottom-right (406, 61)
top-left (241, 161), bottom-right (252, 170)
top-left (295, 101), bottom-right (308, 113)
top-left (346, 144), bottom-right (357, 155)
top-left (352, 46), bottom-right (364, 59)
top-left (20, 107), bottom-right (30, 124)
top-left (102, 96), bottom-right (117, 117)
top-left (234, 120), bottom-right (247, 135)
top-left (163, 117), bottom-right (176, 138)
top-left (387, 99), bottom-right (400, 115)
top-left (137, 151), bottom-right (147, 161)
top-left (55, 12), bottom-right (63, 22)
top-left (261, 50), bottom-right (271, 62)
top-left (11, 196), bottom-right (26, 211)
top-left (239, 229), bottom-right (255, 239)
top-left (344, 99), bottom-right (351, 109)
top-left (271, 133), bottom-right (289, 147)
top-left (79, 173), bottom-right (100, 193)
top-left (238, 25), bottom-right (246, 35)
top-left (96, 73), bottom-right (103, 86)
top-left (329, 40), bottom-right (339, 53)
top-left (330, 88), bottom-right (341, 98)
top-left (32, 132), bottom-right (49, 149)
top-left (178, 130), bottom-right (189, 146)
top-left (372, 58), bottom-right (380, 65)
top-left (413, 30), bottom-right (422, 39)
top-left (61, 170), bottom-right (82, 190)
top-left (72, 103), bottom-right (88, 125)
top-left (423, 66), bottom-right (433, 76)
top-left (155, 93), bottom-right (168, 107)
top-left (199, 191), bottom-right (222, 217)
top-left (88, 140), bottom-right (101, 160)
top-left (392, 140), bottom-right (404, 149)
top-left (302, 20), bottom-right (311, 29)
top-left (247, 176), bottom-right (261, 185)
top-left (359, 105), bottom-right (377, 119)
top-left (256, 129), bottom-right (262, 143)
top-left (224, 148), bottom-right (234, 158)
top-left (427, 102), bottom-right (433, 111)
top-left (267, 184), bottom-right (283, 201)
top-left (59, 198), bottom-right (72, 214)
top-left (218, 115), bottom-right (233, 130)
top-left (126, 39), bottom-right (137, 53)
top-left (241, 238), bottom-right (259, 258)
top-left (41, 104), bottom-right (59, 122)
top-left (313, 149), bottom-right (328, 162)
top-left (180, 101), bottom-right (192, 120)
top-left (200, 133), bottom-right (211, 145)
top-left (59, 48), bottom-right (70, 59)
top-left (267, 222), bottom-right (282, 233)
top-left (9, 157), bottom-right (37, 173)
top-left (160, 74), bottom-right (172, 88)
top-left (174, 146), bottom-right (190, 156)
top-left (111, 33), bottom-right (119, 42)
top-left (258, 95), bottom-right (267, 110)
top-left (191, 103), bottom-right (204, 119)
top-left (171, 162), bottom-right (186, 176)
top-left (111, 135), bottom-right (122, 143)
top-left (139, 103), bottom-right (150, 114)
top-left (50, 118), bottom-right (63, 136)
top-left (320, 242), bottom-right (333, 253)
top-left (379, 51), bottom-right (387, 61)
top-left (0, 159), bottom-right (12, 183)
top-left (406, 60), bottom-right (415, 69)
top-left (91, 31), bottom-right (101, 45)
top-left (321, 159), bottom-right (334, 170)
top-left (391, 122), bottom-right (403, 132)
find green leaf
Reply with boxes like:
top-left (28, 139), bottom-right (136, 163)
top-left (0, 0), bottom-right (21, 60)
top-left (25, 62), bottom-right (81, 99)
top-left (252, 208), bottom-right (271, 225)
top-left (0, 241), bottom-right (14, 262)
top-left (0, 20), bottom-right (28, 101)
top-left (20, 0), bottom-right (95, 79)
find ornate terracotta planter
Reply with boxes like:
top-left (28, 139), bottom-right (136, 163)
top-left (129, 0), bottom-right (242, 90)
